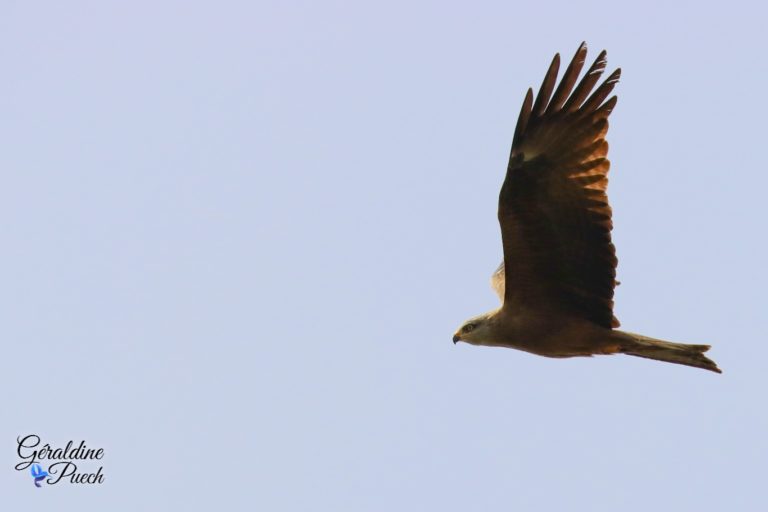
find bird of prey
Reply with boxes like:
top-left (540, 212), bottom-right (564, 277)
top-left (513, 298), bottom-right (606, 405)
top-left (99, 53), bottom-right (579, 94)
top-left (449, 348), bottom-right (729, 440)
top-left (452, 43), bottom-right (721, 373)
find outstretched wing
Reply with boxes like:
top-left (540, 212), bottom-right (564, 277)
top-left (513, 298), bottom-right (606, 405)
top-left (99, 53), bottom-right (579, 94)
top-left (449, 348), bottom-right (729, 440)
top-left (498, 43), bottom-right (621, 328)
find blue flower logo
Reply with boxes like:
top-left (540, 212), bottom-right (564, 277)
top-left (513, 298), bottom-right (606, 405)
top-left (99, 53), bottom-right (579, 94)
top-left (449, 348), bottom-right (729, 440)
top-left (30, 463), bottom-right (48, 488)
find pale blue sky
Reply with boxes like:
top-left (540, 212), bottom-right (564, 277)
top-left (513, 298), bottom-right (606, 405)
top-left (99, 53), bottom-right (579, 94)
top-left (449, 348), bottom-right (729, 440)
top-left (1, 1), bottom-right (766, 510)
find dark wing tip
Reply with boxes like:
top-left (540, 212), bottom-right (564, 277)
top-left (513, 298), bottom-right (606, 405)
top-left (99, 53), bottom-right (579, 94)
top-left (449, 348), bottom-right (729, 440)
top-left (512, 45), bottom-right (621, 152)
top-left (512, 88), bottom-right (534, 148)
top-left (595, 95), bottom-right (618, 117)
top-left (581, 67), bottom-right (622, 114)
top-left (547, 43), bottom-right (589, 114)
top-left (564, 49), bottom-right (610, 113)
top-left (532, 53), bottom-right (561, 116)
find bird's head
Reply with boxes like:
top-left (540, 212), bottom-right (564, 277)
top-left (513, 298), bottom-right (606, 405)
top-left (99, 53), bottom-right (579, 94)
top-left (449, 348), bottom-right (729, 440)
top-left (453, 312), bottom-right (496, 346)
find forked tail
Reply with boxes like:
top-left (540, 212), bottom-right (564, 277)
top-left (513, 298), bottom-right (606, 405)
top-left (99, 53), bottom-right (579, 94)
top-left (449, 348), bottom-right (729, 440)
top-left (616, 331), bottom-right (722, 374)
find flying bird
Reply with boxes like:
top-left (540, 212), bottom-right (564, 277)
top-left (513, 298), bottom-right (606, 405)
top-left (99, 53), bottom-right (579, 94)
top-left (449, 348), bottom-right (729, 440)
top-left (452, 43), bottom-right (721, 373)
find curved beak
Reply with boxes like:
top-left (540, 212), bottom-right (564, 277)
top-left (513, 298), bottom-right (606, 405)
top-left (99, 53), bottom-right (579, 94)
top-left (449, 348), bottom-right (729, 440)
top-left (452, 334), bottom-right (460, 344)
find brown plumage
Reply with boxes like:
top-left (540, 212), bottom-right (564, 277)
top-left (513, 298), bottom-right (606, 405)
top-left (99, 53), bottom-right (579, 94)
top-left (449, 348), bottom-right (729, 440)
top-left (453, 43), bottom-right (721, 374)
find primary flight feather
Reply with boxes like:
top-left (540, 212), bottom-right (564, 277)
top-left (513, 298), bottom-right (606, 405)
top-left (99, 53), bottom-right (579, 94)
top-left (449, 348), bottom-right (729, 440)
top-left (453, 43), bottom-right (721, 373)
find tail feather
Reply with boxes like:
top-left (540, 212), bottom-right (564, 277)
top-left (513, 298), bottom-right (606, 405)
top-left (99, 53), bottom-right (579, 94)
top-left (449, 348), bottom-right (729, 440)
top-left (616, 331), bottom-right (722, 374)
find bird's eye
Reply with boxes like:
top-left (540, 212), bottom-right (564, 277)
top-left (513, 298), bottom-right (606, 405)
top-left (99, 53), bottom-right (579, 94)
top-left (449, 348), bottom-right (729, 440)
top-left (463, 323), bottom-right (476, 333)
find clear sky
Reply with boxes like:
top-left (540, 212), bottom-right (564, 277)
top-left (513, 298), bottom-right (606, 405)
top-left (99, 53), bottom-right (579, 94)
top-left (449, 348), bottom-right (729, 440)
top-left (1, 1), bottom-right (766, 510)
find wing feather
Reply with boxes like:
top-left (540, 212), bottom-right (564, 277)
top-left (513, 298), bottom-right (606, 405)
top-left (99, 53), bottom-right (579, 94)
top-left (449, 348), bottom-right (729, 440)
top-left (532, 54), bottom-right (560, 116)
top-left (581, 68), bottom-right (621, 113)
top-left (546, 42), bottom-right (588, 114)
top-left (563, 50), bottom-right (607, 113)
top-left (512, 89), bottom-right (534, 150)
